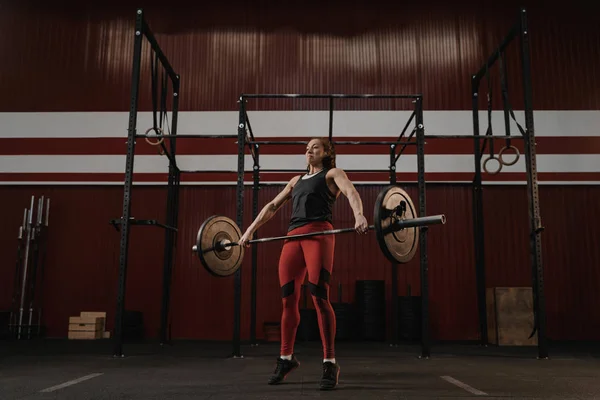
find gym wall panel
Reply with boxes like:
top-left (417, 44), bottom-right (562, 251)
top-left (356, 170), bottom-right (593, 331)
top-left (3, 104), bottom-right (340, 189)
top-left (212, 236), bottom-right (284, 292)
top-left (536, 186), bottom-right (600, 341)
top-left (3, 184), bottom-right (598, 341)
top-left (1, 0), bottom-right (599, 344)
top-left (480, 185), bottom-right (600, 341)
top-left (0, 1), bottom-right (598, 112)
top-left (0, 185), bottom-right (165, 339)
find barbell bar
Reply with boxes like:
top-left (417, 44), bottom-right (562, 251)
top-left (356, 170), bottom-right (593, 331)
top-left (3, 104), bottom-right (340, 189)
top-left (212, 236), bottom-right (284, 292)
top-left (191, 185), bottom-right (447, 277)
top-left (194, 214), bottom-right (445, 255)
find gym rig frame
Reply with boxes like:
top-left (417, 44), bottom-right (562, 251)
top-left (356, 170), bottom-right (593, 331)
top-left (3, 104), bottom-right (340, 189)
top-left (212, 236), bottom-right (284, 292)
top-left (113, 7), bottom-right (547, 360)
top-left (235, 93), bottom-right (425, 359)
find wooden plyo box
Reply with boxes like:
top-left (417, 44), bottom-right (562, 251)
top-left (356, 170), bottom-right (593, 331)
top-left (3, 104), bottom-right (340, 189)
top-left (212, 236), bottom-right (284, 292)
top-left (486, 287), bottom-right (538, 346)
top-left (68, 311), bottom-right (107, 340)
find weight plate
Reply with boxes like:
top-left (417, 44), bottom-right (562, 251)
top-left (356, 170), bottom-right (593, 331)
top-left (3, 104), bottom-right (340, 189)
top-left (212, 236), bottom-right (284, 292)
top-left (195, 215), bottom-right (244, 277)
top-left (374, 185), bottom-right (419, 264)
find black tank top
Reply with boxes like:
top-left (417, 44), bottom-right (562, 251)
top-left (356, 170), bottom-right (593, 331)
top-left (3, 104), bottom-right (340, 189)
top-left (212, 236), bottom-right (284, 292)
top-left (288, 169), bottom-right (337, 232)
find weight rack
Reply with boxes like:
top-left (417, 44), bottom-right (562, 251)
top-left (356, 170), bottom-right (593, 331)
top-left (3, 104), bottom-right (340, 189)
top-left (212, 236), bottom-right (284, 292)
top-left (8, 195), bottom-right (50, 341)
top-left (234, 94), bottom-right (429, 359)
top-left (469, 8), bottom-right (547, 359)
top-left (115, 7), bottom-right (546, 361)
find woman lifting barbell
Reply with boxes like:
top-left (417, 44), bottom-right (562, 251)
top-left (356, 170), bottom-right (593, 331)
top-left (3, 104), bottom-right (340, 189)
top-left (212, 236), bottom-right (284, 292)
top-left (238, 137), bottom-right (369, 390)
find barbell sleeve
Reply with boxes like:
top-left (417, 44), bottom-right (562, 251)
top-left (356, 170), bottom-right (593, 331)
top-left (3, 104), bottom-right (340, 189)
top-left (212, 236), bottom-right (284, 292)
top-left (392, 214), bottom-right (446, 229)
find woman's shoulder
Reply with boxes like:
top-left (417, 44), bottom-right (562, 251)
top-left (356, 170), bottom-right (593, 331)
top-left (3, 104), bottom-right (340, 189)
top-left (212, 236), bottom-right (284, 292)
top-left (289, 174), bottom-right (302, 186)
top-left (325, 167), bottom-right (344, 177)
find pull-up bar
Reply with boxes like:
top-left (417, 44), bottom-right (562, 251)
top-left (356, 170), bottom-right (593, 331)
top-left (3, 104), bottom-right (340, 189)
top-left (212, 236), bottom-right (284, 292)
top-left (248, 140), bottom-right (417, 146)
top-left (240, 93), bottom-right (422, 99)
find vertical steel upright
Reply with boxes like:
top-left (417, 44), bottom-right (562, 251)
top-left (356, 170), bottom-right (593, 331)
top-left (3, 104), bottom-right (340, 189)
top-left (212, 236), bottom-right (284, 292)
top-left (471, 76), bottom-right (488, 346)
top-left (414, 96), bottom-right (430, 359)
top-left (328, 97), bottom-right (334, 142)
top-left (519, 8), bottom-right (547, 359)
top-left (159, 75), bottom-right (181, 345)
top-left (114, 9), bottom-right (144, 358)
top-left (389, 144), bottom-right (398, 345)
top-left (233, 96), bottom-right (246, 358)
top-left (250, 144), bottom-right (260, 346)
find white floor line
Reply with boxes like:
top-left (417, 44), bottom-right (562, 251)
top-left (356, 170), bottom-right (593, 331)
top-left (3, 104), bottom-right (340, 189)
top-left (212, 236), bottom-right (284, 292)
top-left (440, 375), bottom-right (488, 396)
top-left (39, 373), bottom-right (104, 393)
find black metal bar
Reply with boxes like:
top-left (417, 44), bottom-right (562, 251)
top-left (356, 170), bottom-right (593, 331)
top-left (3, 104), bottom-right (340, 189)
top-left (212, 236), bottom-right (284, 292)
top-left (328, 97), bottom-right (334, 142)
top-left (241, 94), bottom-right (422, 99)
top-left (179, 170), bottom-right (242, 174)
top-left (244, 111), bottom-right (255, 141)
top-left (134, 134), bottom-right (238, 139)
top-left (248, 140), bottom-right (417, 146)
top-left (109, 218), bottom-right (178, 232)
top-left (160, 165), bottom-right (176, 345)
top-left (393, 111), bottom-right (416, 147)
top-left (140, 16), bottom-right (177, 83)
top-left (499, 53), bottom-right (513, 142)
top-left (167, 168), bottom-right (181, 342)
top-left (479, 137), bottom-right (491, 157)
top-left (415, 96), bottom-right (430, 359)
top-left (232, 96), bottom-right (246, 358)
top-left (159, 74), bottom-right (181, 346)
top-left (250, 144), bottom-right (260, 346)
top-left (473, 23), bottom-right (519, 84)
top-left (423, 135), bottom-right (524, 140)
top-left (335, 141), bottom-right (416, 145)
top-left (394, 127), bottom-right (417, 165)
top-left (169, 77), bottom-right (181, 166)
top-left (389, 145), bottom-right (398, 346)
top-left (179, 168), bottom-right (388, 174)
top-left (331, 141), bottom-right (416, 145)
top-left (257, 169), bottom-right (392, 173)
top-left (471, 75), bottom-right (488, 346)
top-left (346, 169), bottom-right (394, 173)
top-left (113, 8), bottom-right (144, 358)
top-left (248, 182), bottom-right (291, 186)
top-left (252, 182), bottom-right (421, 187)
top-left (244, 141), bottom-right (313, 145)
top-left (519, 8), bottom-right (548, 359)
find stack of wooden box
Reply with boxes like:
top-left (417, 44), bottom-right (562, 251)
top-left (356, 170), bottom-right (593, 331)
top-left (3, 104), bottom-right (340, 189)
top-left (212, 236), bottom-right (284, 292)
top-left (68, 311), bottom-right (110, 340)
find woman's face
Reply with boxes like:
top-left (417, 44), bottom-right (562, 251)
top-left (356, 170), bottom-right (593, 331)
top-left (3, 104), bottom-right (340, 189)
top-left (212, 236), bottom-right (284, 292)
top-left (306, 139), bottom-right (327, 165)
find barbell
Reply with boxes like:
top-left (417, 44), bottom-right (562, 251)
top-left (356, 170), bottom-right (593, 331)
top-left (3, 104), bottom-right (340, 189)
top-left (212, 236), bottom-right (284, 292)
top-left (191, 185), bottom-right (446, 277)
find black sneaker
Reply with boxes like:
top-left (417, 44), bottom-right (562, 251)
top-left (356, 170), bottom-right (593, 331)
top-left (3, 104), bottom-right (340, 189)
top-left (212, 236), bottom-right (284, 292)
top-left (267, 355), bottom-right (300, 385)
top-left (319, 361), bottom-right (340, 390)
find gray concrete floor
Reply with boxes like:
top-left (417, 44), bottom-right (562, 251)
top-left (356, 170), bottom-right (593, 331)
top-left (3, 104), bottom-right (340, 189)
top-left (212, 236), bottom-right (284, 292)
top-left (1, 340), bottom-right (600, 399)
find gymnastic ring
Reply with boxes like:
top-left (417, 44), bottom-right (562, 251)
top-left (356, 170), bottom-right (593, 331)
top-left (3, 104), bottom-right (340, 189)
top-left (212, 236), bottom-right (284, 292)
top-left (483, 155), bottom-right (502, 175)
top-left (144, 127), bottom-right (165, 146)
top-left (498, 145), bottom-right (520, 166)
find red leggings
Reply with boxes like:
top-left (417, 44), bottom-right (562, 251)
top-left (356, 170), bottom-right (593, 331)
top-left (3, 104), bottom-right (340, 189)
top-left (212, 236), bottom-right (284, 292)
top-left (278, 221), bottom-right (336, 359)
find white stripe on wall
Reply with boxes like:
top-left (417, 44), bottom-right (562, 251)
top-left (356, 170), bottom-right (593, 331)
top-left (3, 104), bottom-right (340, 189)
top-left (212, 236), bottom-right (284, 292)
top-left (3, 180), bottom-right (600, 187)
top-left (1, 110), bottom-right (599, 138)
top-left (1, 154), bottom-right (598, 174)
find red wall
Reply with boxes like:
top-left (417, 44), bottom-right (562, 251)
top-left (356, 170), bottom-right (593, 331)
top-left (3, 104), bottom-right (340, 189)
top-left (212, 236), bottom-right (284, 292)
top-left (0, 0), bottom-right (599, 112)
top-left (1, 184), bottom-right (599, 341)
top-left (0, 0), bottom-right (598, 342)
